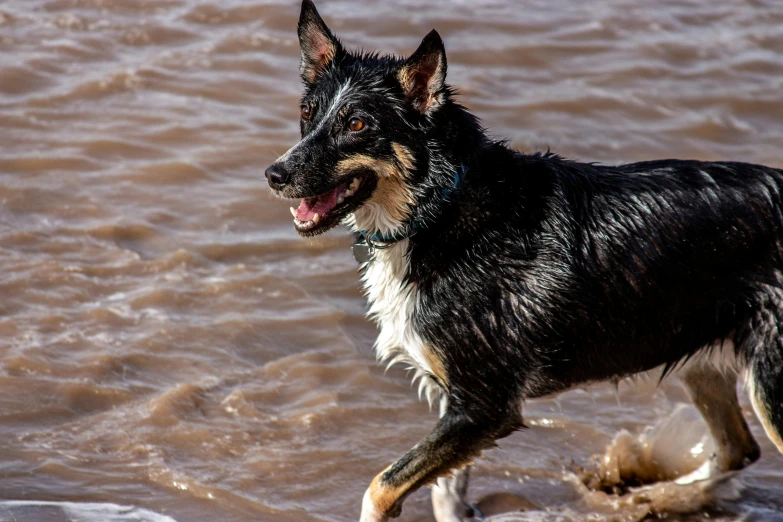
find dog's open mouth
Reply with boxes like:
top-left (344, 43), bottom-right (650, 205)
top-left (290, 173), bottom-right (375, 236)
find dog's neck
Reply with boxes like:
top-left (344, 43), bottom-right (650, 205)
top-left (348, 101), bottom-right (494, 248)
top-left (409, 102), bottom-right (488, 227)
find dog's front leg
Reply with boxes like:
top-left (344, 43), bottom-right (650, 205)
top-left (360, 406), bottom-right (521, 521)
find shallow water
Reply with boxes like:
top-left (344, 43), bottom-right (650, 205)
top-left (1, 0), bottom-right (783, 521)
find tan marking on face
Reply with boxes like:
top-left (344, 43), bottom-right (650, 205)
top-left (391, 143), bottom-right (415, 172)
top-left (336, 154), bottom-right (415, 224)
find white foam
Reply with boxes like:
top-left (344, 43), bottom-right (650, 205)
top-left (0, 501), bottom-right (177, 522)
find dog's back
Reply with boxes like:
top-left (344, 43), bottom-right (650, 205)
top-left (538, 158), bottom-right (783, 389)
top-left (408, 153), bottom-right (783, 419)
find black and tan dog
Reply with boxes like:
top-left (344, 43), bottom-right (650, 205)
top-left (265, 1), bottom-right (783, 520)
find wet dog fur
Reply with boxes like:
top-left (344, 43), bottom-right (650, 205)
top-left (265, 2), bottom-right (783, 520)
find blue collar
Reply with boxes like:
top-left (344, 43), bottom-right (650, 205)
top-left (358, 164), bottom-right (467, 250)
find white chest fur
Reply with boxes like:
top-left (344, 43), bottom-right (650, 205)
top-left (360, 240), bottom-right (441, 404)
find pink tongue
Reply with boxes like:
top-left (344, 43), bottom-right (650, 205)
top-left (295, 183), bottom-right (346, 221)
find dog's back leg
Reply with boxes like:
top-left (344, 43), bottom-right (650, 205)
top-left (431, 398), bottom-right (480, 522)
top-left (431, 465), bottom-right (474, 522)
top-left (745, 312), bottom-right (783, 454)
top-left (749, 361), bottom-right (783, 454)
top-left (738, 291), bottom-right (783, 458)
top-left (681, 361), bottom-right (761, 473)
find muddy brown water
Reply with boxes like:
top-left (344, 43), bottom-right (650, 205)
top-left (1, 1), bottom-right (783, 521)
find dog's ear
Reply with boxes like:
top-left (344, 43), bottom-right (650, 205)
top-left (398, 29), bottom-right (447, 115)
top-left (298, 0), bottom-right (342, 85)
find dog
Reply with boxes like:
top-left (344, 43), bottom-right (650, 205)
top-left (265, 1), bottom-right (783, 520)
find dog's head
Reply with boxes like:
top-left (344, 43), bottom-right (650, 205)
top-left (265, 0), bottom-right (450, 237)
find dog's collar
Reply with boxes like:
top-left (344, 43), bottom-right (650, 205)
top-left (352, 165), bottom-right (467, 263)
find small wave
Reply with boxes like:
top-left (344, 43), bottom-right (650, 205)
top-left (0, 501), bottom-right (177, 522)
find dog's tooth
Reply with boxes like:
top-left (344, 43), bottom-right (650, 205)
top-left (290, 207), bottom-right (297, 218)
top-left (353, 177), bottom-right (361, 187)
top-left (344, 189), bottom-right (353, 197)
top-left (312, 213), bottom-right (320, 224)
top-left (337, 195), bottom-right (344, 204)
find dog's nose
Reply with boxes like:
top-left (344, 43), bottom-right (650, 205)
top-left (265, 163), bottom-right (291, 189)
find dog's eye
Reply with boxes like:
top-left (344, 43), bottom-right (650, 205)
top-left (348, 118), bottom-right (365, 132)
top-left (300, 105), bottom-right (312, 121)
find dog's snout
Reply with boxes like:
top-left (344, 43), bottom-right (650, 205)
top-left (265, 163), bottom-right (291, 189)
